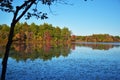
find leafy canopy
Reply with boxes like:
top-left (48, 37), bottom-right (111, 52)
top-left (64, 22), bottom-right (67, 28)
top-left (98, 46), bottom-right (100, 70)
top-left (0, 0), bottom-right (68, 20)
top-left (0, 0), bottom-right (88, 20)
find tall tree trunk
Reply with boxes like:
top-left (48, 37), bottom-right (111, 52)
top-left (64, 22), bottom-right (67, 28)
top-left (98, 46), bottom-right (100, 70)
top-left (1, 22), bottom-right (16, 80)
top-left (0, 1), bottom-right (35, 80)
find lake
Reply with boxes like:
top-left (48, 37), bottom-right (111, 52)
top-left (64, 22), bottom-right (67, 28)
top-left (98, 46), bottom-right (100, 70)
top-left (0, 42), bottom-right (120, 80)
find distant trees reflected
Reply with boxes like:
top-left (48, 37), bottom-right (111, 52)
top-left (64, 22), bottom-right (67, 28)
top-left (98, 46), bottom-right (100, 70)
top-left (8, 43), bottom-right (73, 61)
top-left (0, 42), bottom-right (120, 62)
top-left (75, 42), bottom-right (120, 50)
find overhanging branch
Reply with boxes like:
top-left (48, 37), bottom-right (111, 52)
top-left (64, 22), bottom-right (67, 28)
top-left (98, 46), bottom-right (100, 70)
top-left (16, 0), bottom-right (35, 22)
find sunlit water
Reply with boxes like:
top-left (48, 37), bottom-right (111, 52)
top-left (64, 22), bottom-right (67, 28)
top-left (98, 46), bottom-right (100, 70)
top-left (0, 42), bottom-right (120, 80)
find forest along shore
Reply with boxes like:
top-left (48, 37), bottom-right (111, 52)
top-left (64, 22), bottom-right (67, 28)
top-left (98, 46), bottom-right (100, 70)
top-left (0, 22), bottom-right (120, 45)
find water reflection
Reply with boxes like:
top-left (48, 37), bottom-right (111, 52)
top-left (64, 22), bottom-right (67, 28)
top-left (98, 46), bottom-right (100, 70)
top-left (0, 42), bottom-right (120, 61)
top-left (0, 43), bottom-right (73, 61)
top-left (0, 42), bottom-right (120, 80)
top-left (74, 42), bottom-right (120, 50)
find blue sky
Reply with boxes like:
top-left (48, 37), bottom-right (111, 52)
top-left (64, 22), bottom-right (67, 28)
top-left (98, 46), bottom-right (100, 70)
top-left (0, 0), bottom-right (120, 36)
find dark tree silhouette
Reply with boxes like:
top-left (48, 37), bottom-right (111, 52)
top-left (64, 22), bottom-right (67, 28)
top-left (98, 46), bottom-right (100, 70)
top-left (0, 0), bottom-right (87, 80)
top-left (0, 0), bottom-right (61, 80)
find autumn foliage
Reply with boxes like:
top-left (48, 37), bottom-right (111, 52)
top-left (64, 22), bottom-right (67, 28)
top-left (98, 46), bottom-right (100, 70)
top-left (0, 22), bottom-right (72, 44)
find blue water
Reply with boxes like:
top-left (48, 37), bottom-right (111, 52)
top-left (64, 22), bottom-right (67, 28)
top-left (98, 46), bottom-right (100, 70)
top-left (0, 43), bottom-right (120, 80)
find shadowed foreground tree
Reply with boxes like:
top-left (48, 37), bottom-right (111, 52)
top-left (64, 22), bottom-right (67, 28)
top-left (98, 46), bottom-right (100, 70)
top-left (0, 0), bottom-right (87, 80)
top-left (0, 0), bottom-right (58, 80)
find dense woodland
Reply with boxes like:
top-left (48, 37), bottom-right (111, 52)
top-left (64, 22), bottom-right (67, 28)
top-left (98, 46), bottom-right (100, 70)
top-left (76, 34), bottom-right (120, 42)
top-left (0, 22), bottom-right (72, 44)
top-left (0, 22), bottom-right (120, 44)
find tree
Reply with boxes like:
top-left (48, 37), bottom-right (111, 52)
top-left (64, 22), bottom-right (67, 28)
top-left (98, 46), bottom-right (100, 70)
top-left (0, 0), bottom-right (87, 79)
top-left (0, 24), bottom-right (10, 43)
top-left (0, 0), bottom-right (64, 80)
top-left (61, 27), bottom-right (71, 40)
top-left (53, 27), bottom-right (61, 41)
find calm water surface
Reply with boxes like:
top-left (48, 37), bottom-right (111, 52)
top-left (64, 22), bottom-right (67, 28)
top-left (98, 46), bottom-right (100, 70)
top-left (0, 42), bottom-right (120, 80)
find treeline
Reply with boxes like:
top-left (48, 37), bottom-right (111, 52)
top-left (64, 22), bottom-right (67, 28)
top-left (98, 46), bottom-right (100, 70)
top-left (0, 22), bottom-right (72, 44)
top-left (0, 22), bottom-right (120, 44)
top-left (76, 34), bottom-right (120, 42)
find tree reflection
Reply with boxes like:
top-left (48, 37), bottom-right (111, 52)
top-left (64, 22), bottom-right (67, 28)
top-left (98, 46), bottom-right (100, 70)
top-left (6, 43), bottom-right (72, 61)
top-left (75, 42), bottom-right (120, 50)
top-left (0, 42), bottom-right (120, 62)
